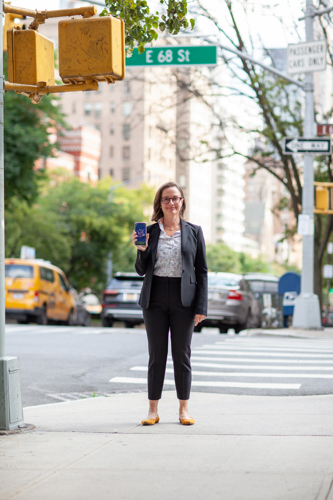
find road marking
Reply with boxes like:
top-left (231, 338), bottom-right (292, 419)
top-left (109, 376), bottom-right (301, 390)
top-left (210, 345), bottom-right (333, 353)
top-left (190, 353), bottom-right (333, 363)
top-left (131, 366), bottom-right (333, 379)
top-left (192, 349), bottom-right (333, 358)
top-left (188, 358), bottom-right (333, 370)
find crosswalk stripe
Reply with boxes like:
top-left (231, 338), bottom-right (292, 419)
top-left (209, 345), bottom-right (333, 353)
top-left (131, 366), bottom-right (333, 379)
top-left (192, 349), bottom-right (333, 358)
top-left (188, 358), bottom-right (333, 370)
top-left (190, 353), bottom-right (333, 363)
top-left (109, 376), bottom-right (301, 390)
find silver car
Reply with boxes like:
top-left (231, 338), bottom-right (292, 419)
top-left (195, 272), bottom-right (261, 333)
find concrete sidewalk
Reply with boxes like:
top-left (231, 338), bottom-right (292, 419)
top-left (1, 391), bottom-right (333, 500)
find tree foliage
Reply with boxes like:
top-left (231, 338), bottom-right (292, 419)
top-left (102, 0), bottom-right (194, 54)
top-left (5, 174), bottom-right (155, 294)
top-left (206, 243), bottom-right (269, 275)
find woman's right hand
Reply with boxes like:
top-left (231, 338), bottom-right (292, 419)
top-left (132, 230), bottom-right (149, 252)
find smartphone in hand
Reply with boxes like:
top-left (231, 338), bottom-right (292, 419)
top-left (134, 222), bottom-right (147, 246)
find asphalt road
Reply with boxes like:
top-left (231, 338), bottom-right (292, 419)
top-left (5, 324), bottom-right (333, 407)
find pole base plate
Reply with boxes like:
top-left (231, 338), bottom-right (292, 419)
top-left (292, 293), bottom-right (322, 329)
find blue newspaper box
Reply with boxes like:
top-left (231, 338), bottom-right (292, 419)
top-left (278, 272), bottom-right (301, 327)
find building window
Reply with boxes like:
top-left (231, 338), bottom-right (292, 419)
top-left (217, 175), bottom-right (223, 184)
top-left (123, 124), bottom-right (131, 140)
top-left (95, 102), bottom-right (102, 118)
top-left (110, 102), bottom-right (115, 113)
top-left (109, 146), bottom-right (114, 158)
top-left (123, 146), bottom-right (130, 160)
top-left (218, 163), bottom-right (225, 170)
top-left (72, 101), bottom-right (76, 114)
top-left (122, 167), bottom-right (130, 181)
top-left (123, 80), bottom-right (131, 95)
top-left (95, 124), bottom-right (101, 131)
top-left (110, 84), bottom-right (115, 92)
top-left (110, 124), bottom-right (115, 135)
top-left (148, 148), bottom-right (151, 161)
top-left (122, 101), bottom-right (132, 116)
top-left (84, 102), bottom-right (92, 116)
top-left (98, 168), bottom-right (101, 179)
top-left (109, 168), bottom-right (114, 177)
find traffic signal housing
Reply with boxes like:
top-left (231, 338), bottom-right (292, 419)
top-left (314, 182), bottom-right (333, 214)
top-left (58, 15), bottom-right (125, 84)
top-left (7, 28), bottom-right (55, 86)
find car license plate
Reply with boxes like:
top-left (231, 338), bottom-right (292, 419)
top-left (13, 293), bottom-right (24, 300)
top-left (123, 293), bottom-right (137, 301)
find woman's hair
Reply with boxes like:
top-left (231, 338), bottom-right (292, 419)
top-left (151, 181), bottom-right (186, 222)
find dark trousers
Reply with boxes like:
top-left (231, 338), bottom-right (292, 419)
top-left (142, 276), bottom-right (195, 400)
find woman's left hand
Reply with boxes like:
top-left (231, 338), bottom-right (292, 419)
top-left (194, 314), bottom-right (206, 326)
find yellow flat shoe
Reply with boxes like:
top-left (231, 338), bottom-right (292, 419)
top-left (141, 415), bottom-right (160, 426)
top-left (179, 417), bottom-right (195, 425)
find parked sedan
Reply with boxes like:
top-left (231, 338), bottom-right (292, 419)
top-left (101, 272), bottom-right (144, 328)
top-left (197, 272), bottom-right (262, 333)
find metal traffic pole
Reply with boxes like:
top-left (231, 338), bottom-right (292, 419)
top-left (0, 0), bottom-right (25, 431)
top-left (292, 0), bottom-right (322, 329)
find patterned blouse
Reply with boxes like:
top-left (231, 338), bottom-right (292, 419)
top-left (153, 219), bottom-right (182, 277)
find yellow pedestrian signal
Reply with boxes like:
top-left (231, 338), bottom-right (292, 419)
top-left (315, 186), bottom-right (329, 211)
top-left (7, 29), bottom-right (55, 86)
top-left (58, 15), bottom-right (125, 84)
top-left (314, 182), bottom-right (333, 214)
top-left (3, 4), bottom-right (126, 104)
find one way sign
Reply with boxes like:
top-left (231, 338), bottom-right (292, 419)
top-left (284, 137), bottom-right (331, 155)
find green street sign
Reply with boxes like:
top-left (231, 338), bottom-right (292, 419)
top-left (126, 45), bottom-right (217, 67)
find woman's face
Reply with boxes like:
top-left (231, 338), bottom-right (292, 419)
top-left (160, 186), bottom-right (183, 219)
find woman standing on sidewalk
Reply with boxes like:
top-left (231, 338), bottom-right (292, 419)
top-left (132, 181), bottom-right (208, 426)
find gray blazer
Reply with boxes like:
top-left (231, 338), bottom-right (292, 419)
top-left (135, 219), bottom-right (208, 316)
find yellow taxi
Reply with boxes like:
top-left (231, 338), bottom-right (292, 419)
top-left (5, 258), bottom-right (76, 325)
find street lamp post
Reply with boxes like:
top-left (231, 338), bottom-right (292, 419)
top-left (292, 0), bottom-right (322, 329)
top-left (0, 0), bottom-right (25, 431)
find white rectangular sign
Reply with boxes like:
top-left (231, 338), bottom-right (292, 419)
top-left (287, 40), bottom-right (326, 76)
top-left (297, 214), bottom-right (314, 236)
top-left (324, 264), bottom-right (333, 279)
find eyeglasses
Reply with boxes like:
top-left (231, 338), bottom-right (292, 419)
top-left (161, 196), bottom-right (183, 205)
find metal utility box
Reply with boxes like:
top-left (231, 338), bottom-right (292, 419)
top-left (58, 15), bottom-right (125, 84)
top-left (0, 357), bottom-right (24, 431)
top-left (7, 29), bottom-right (55, 86)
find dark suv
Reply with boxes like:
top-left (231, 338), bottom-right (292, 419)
top-left (101, 273), bottom-right (144, 328)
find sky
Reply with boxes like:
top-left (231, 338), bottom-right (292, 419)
top-left (7, 0), bottom-right (305, 48)
top-left (9, 0), bottom-right (306, 50)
